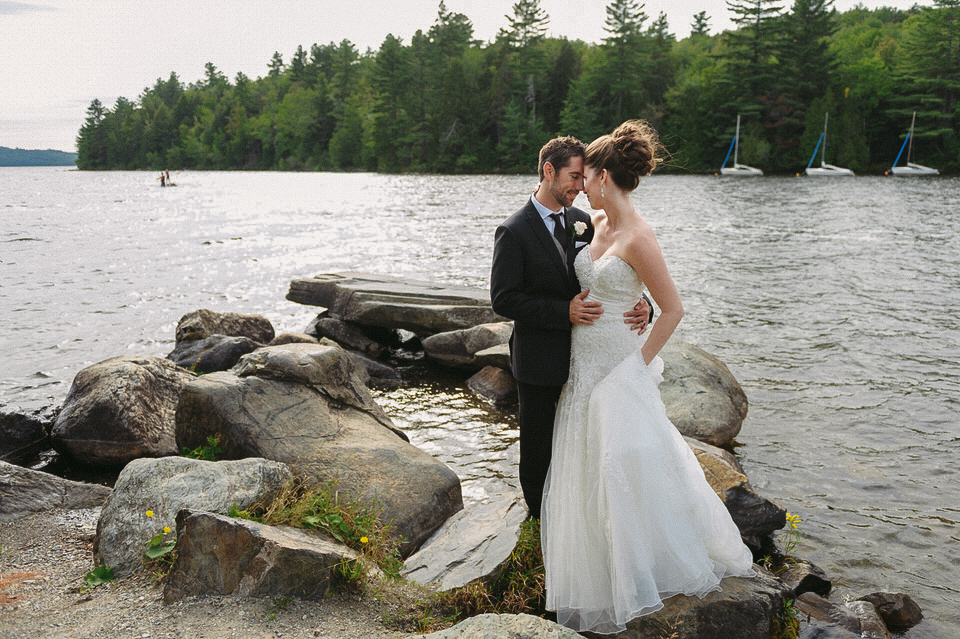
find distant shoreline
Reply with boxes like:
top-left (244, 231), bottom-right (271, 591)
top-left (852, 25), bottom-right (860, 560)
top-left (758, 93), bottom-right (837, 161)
top-left (0, 146), bottom-right (77, 167)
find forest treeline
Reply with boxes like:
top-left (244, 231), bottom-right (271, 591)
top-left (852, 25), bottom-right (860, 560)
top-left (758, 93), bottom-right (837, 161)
top-left (75, 0), bottom-right (960, 174)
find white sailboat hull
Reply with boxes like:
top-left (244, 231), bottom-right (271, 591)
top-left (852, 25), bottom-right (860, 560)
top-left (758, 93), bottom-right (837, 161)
top-left (806, 163), bottom-right (855, 176)
top-left (891, 162), bottom-right (939, 176)
top-left (720, 163), bottom-right (763, 176)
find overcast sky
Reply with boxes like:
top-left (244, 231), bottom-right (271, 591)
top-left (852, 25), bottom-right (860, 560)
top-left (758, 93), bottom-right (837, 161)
top-left (1, 0), bottom-right (924, 152)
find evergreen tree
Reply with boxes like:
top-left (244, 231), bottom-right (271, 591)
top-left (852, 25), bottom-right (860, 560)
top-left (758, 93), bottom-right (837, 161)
top-left (692, 11), bottom-right (711, 36)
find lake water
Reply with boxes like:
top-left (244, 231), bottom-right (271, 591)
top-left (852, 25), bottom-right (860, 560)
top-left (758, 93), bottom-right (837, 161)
top-left (2, 167), bottom-right (958, 636)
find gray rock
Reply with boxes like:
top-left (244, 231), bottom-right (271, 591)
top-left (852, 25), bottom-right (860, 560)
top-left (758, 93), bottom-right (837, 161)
top-left (615, 567), bottom-right (789, 639)
top-left (174, 309), bottom-right (275, 344)
top-left (163, 509), bottom-right (357, 603)
top-left (402, 492), bottom-right (527, 591)
top-left (845, 600), bottom-right (892, 639)
top-left (0, 405), bottom-right (56, 464)
top-left (778, 557), bottom-right (831, 598)
top-left (685, 436), bottom-right (786, 542)
top-left (166, 334), bottom-right (262, 373)
top-left (466, 366), bottom-right (517, 406)
top-left (659, 339), bottom-right (748, 447)
top-left (308, 317), bottom-right (385, 357)
top-left (0, 460), bottom-right (111, 522)
top-left (855, 592), bottom-right (923, 631)
top-left (50, 356), bottom-right (196, 466)
top-left (175, 342), bottom-right (462, 557)
top-left (474, 343), bottom-right (511, 370)
top-left (422, 322), bottom-right (513, 369)
top-left (94, 456), bottom-right (291, 577)
top-left (268, 332), bottom-right (320, 346)
top-left (287, 272), bottom-right (505, 336)
top-left (345, 350), bottom-right (403, 390)
top-left (420, 613), bottom-right (581, 638)
top-left (796, 592), bottom-right (862, 636)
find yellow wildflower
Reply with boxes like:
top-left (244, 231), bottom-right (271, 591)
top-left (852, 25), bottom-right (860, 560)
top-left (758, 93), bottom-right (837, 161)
top-left (360, 537), bottom-right (369, 544)
top-left (146, 510), bottom-right (154, 518)
top-left (163, 527), bottom-right (172, 534)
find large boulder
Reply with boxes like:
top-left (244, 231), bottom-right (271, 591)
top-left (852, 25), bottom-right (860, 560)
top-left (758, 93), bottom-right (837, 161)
top-left (685, 436), bottom-right (786, 545)
top-left (421, 322), bottom-right (513, 370)
top-left (174, 309), bottom-right (275, 344)
top-left (286, 272), bottom-right (505, 336)
top-left (175, 342), bottom-right (463, 557)
top-left (166, 334), bottom-right (262, 373)
top-left (163, 510), bottom-right (357, 603)
top-left (50, 356), bottom-right (196, 466)
top-left (855, 592), bottom-right (923, 632)
top-left (660, 340), bottom-right (748, 447)
top-left (614, 567), bottom-right (789, 639)
top-left (420, 613), bottom-right (581, 638)
top-left (0, 404), bottom-right (56, 464)
top-left (466, 366), bottom-right (517, 407)
top-left (0, 460), bottom-right (111, 522)
top-left (94, 456), bottom-right (291, 577)
top-left (402, 492), bottom-right (527, 591)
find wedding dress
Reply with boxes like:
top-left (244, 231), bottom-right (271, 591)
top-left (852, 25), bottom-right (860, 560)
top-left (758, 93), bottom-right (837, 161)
top-left (541, 249), bottom-right (755, 634)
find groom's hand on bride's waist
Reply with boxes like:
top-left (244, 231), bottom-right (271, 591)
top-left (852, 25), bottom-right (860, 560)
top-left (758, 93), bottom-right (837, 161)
top-left (570, 289), bottom-right (603, 326)
top-left (624, 295), bottom-right (653, 334)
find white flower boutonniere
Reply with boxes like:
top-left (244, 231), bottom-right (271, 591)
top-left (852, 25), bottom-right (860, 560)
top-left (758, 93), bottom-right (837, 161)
top-left (573, 221), bottom-right (588, 238)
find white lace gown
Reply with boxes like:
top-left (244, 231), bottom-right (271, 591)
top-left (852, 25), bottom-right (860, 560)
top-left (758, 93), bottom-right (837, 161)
top-left (541, 250), bottom-right (755, 635)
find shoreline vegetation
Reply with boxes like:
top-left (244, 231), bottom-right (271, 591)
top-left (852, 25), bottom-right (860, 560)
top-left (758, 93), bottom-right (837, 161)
top-left (75, 1), bottom-right (960, 176)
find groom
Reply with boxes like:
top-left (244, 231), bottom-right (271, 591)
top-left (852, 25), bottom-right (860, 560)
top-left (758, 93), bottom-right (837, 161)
top-left (490, 136), bottom-right (650, 519)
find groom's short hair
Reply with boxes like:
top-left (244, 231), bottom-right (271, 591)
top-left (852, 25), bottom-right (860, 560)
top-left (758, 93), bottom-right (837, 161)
top-left (538, 136), bottom-right (585, 181)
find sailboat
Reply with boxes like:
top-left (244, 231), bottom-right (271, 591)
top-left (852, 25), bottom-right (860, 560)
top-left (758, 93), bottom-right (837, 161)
top-left (890, 112), bottom-right (939, 176)
top-left (805, 112), bottom-right (854, 176)
top-left (720, 114), bottom-right (763, 175)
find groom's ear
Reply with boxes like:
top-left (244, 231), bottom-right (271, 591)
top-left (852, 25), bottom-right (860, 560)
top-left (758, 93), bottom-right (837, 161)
top-left (542, 161), bottom-right (556, 182)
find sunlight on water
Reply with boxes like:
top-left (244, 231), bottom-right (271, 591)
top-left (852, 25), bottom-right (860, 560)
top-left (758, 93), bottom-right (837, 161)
top-left (1, 168), bottom-right (958, 636)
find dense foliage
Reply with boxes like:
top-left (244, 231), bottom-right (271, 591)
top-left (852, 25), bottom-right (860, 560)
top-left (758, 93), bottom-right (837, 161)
top-left (76, 0), bottom-right (960, 174)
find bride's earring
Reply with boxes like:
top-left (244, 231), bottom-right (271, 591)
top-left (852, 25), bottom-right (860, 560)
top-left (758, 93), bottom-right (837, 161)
top-left (601, 183), bottom-right (605, 199)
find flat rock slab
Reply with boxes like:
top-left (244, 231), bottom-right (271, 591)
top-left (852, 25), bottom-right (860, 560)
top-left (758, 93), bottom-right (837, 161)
top-left (402, 491), bottom-right (527, 591)
top-left (287, 272), bottom-right (506, 336)
top-left (0, 461), bottom-right (111, 522)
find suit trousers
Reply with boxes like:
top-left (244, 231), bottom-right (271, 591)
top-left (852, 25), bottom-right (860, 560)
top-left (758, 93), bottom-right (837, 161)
top-left (517, 380), bottom-right (564, 520)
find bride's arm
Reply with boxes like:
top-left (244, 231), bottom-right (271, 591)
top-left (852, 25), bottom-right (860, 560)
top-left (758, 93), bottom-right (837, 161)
top-left (623, 226), bottom-right (683, 365)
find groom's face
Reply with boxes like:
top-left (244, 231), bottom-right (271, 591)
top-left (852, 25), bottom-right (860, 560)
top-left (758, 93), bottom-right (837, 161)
top-left (545, 157), bottom-right (585, 209)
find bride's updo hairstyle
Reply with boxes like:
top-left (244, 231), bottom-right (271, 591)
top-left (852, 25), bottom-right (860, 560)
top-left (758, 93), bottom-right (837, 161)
top-left (584, 120), bottom-right (662, 191)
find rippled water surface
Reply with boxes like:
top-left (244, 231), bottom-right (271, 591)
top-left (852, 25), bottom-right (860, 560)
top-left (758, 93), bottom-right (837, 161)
top-left (2, 168), bottom-right (958, 636)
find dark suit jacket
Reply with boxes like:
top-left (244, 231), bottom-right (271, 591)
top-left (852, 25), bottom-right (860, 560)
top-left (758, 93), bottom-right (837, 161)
top-left (490, 199), bottom-right (593, 387)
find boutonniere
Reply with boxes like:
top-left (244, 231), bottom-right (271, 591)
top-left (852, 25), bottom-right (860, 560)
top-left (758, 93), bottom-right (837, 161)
top-left (572, 221), bottom-right (588, 240)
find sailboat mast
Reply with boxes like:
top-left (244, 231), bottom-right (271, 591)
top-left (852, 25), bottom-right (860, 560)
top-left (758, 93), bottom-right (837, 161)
top-left (906, 111), bottom-right (916, 165)
top-left (734, 114), bottom-right (741, 166)
top-left (821, 112), bottom-right (829, 167)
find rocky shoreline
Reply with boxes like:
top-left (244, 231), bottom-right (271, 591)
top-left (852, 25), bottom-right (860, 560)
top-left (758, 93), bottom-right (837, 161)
top-left (1, 272), bottom-right (924, 638)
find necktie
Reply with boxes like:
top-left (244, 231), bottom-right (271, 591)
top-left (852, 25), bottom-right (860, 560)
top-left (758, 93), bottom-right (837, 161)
top-left (550, 212), bottom-right (568, 254)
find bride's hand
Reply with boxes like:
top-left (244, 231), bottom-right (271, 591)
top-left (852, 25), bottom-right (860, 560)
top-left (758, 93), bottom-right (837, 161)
top-left (570, 289), bottom-right (603, 325)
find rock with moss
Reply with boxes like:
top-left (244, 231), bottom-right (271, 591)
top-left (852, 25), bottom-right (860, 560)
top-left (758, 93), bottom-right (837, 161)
top-left (175, 341), bottom-right (463, 557)
top-left (163, 509), bottom-right (357, 603)
top-left (93, 456), bottom-right (291, 577)
top-left (50, 356), bottom-right (196, 466)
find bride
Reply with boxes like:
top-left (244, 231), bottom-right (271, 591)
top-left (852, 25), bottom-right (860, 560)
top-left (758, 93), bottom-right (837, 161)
top-left (540, 121), bottom-right (755, 634)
